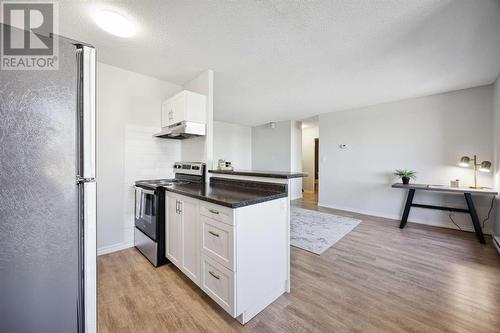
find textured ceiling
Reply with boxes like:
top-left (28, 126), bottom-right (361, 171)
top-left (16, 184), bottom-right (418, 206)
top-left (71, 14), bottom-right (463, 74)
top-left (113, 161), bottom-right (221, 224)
top-left (57, 0), bottom-right (500, 126)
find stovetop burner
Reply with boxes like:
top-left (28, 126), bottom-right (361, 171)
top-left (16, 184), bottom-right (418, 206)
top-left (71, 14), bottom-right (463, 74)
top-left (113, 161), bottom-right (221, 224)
top-left (135, 162), bottom-right (206, 189)
top-left (135, 178), bottom-right (191, 188)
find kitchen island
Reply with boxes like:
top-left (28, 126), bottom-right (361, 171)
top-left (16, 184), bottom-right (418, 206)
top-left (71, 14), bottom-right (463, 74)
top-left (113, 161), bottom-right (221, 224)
top-left (208, 169), bottom-right (307, 294)
top-left (161, 176), bottom-right (292, 324)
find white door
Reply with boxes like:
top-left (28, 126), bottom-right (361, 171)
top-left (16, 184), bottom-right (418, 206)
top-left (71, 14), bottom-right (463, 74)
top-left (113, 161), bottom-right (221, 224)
top-left (180, 198), bottom-right (200, 285)
top-left (165, 195), bottom-right (181, 266)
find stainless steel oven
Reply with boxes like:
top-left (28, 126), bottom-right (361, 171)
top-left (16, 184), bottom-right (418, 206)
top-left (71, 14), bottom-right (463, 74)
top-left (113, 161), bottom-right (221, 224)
top-left (134, 162), bottom-right (205, 267)
top-left (134, 185), bottom-right (166, 267)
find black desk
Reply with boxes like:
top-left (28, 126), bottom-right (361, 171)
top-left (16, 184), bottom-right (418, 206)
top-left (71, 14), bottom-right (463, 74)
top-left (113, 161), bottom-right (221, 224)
top-left (392, 183), bottom-right (497, 244)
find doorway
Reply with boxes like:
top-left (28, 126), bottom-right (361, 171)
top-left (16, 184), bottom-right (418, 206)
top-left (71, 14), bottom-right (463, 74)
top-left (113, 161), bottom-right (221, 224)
top-left (314, 138), bottom-right (319, 193)
top-left (301, 117), bottom-right (319, 204)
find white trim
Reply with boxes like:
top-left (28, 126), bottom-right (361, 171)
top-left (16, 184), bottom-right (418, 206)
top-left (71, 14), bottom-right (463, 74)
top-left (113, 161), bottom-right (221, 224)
top-left (494, 236), bottom-right (500, 254)
top-left (286, 179), bottom-right (291, 293)
top-left (97, 241), bottom-right (134, 256)
top-left (318, 202), bottom-right (400, 220)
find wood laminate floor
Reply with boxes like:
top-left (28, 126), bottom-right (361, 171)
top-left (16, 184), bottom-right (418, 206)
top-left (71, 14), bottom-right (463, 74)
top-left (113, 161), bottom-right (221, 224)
top-left (98, 193), bottom-right (500, 332)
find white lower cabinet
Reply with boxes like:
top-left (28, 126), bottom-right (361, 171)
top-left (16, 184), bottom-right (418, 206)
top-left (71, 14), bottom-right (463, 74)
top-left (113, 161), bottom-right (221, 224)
top-left (165, 192), bottom-right (287, 324)
top-left (165, 193), bottom-right (200, 285)
top-left (180, 197), bottom-right (200, 284)
top-left (165, 194), bottom-right (181, 266)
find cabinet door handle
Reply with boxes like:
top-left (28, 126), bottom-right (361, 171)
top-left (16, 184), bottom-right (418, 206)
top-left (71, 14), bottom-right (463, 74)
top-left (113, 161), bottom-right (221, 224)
top-left (209, 271), bottom-right (220, 280)
top-left (208, 231), bottom-right (220, 237)
top-left (208, 209), bottom-right (219, 215)
top-left (178, 201), bottom-right (182, 214)
top-left (176, 200), bottom-right (179, 214)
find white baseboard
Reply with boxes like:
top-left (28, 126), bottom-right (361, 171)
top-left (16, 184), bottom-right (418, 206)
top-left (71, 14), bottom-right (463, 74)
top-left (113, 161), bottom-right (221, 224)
top-left (317, 202), bottom-right (491, 235)
top-left (494, 236), bottom-right (500, 254)
top-left (318, 202), bottom-right (400, 220)
top-left (97, 241), bottom-right (134, 256)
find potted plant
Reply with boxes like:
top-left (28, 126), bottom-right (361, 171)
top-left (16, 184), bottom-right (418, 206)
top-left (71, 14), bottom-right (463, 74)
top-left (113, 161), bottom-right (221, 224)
top-left (394, 169), bottom-right (416, 185)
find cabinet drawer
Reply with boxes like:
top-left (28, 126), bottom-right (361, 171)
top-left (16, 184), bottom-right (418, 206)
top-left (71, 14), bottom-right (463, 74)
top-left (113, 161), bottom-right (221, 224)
top-left (201, 255), bottom-right (234, 315)
top-left (200, 203), bottom-right (233, 225)
top-left (201, 216), bottom-right (234, 270)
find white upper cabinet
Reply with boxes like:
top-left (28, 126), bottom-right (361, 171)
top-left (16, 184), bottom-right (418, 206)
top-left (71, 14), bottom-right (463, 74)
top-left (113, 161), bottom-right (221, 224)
top-left (161, 90), bottom-right (206, 128)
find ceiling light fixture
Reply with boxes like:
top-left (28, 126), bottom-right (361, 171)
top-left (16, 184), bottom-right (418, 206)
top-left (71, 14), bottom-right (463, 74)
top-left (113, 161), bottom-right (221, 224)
top-left (94, 10), bottom-right (136, 37)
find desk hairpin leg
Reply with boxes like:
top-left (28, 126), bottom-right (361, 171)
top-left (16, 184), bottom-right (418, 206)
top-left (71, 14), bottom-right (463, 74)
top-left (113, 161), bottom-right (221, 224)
top-left (399, 189), bottom-right (415, 229)
top-left (464, 193), bottom-right (486, 244)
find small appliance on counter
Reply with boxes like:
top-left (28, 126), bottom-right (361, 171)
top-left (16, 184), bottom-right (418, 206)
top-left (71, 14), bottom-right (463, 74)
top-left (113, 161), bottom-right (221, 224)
top-left (134, 162), bottom-right (205, 266)
top-left (217, 159), bottom-right (234, 171)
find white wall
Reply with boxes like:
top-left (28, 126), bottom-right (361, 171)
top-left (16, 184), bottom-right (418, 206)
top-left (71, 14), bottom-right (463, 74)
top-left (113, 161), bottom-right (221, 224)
top-left (290, 121), bottom-right (303, 199)
top-left (97, 63), bottom-right (182, 254)
top-left (252, 121), bottom-right (292, 171)
top-left (252, 120), bottom-right (303, 199)
top-left (213, 121), bottom-right (252, 169)
top-left (493, 77), bottom-right (500, 239)
top-left (302, 126), bottom-right (319, 192)
top-left (319, 85), bottom-right (495, 233)
top-left (181, 70), bottom-right (214, 173)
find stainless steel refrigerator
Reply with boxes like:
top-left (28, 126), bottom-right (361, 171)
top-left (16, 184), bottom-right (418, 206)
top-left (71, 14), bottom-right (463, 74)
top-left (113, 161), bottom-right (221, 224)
top-left (0, 28), bottom-right (97, 332)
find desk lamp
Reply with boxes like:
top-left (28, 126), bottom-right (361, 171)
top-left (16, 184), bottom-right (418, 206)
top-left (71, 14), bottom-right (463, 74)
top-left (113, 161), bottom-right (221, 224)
top-left (458, 155), bottom-right (491, 189)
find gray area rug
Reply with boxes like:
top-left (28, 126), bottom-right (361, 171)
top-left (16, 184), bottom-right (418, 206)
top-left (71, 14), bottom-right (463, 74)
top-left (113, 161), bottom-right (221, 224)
top-left (290, 207), bottom-right (362, 254)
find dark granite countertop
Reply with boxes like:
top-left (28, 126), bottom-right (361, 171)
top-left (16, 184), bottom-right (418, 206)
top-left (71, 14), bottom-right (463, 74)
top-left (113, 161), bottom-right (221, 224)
top-left (208, 169), bottom-right (308, 179)
top-left (162, 177), bottom-right (288, 208)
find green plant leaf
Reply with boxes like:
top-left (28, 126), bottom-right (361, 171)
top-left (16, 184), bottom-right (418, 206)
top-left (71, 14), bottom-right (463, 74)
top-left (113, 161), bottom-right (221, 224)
top-left (394, 169), bottom-right (417, 179)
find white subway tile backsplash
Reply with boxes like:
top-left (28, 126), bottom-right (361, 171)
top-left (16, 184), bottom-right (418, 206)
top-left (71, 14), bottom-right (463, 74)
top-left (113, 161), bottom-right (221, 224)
top-left (124, 125), bottom-right (181, 230)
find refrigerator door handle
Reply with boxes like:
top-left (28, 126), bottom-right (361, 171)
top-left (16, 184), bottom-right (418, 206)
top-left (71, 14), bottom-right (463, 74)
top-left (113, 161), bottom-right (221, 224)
top-left (80, 181), bottom-right (97, 333)
top-left (77, 45), bottom-right (96, 180)
top-left (76, 44), bottom-right (97, 333)
top-left (76, 177), bottom-right (96, 184)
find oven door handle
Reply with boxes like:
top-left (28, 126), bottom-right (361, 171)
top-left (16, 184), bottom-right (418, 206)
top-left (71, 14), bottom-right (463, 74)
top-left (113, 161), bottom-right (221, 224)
top-left (135, 188), bottom-right (141, 219)
top-left (135, 187), bottom-right (155, 220)
top-left (139, 188), bottom-right (155, 195)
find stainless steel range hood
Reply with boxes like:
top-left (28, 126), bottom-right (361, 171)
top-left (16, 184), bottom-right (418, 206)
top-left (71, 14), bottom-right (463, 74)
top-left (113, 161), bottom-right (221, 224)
top-left (153, 121), bottom-right (206, 139)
